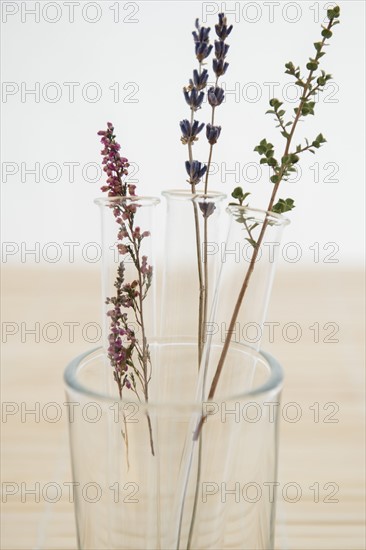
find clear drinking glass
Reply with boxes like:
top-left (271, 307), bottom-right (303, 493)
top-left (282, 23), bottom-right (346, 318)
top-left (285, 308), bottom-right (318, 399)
top-left (64, 340), bottom-right (283, 550)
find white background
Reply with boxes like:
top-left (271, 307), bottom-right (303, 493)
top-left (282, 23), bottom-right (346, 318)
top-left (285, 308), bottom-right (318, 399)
top-left (1, 0), bottom-right (365, 266)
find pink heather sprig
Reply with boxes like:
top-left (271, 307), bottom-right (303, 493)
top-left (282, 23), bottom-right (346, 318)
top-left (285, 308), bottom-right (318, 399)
top-left (105, 264), bottom-right (139, 396)
top-left (98, 122), bottom-right (135, 197)
top-left (98, 123), bottom-right (153, 412)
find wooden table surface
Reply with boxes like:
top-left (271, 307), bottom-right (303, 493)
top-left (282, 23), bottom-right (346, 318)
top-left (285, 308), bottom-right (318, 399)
top-left (1, 266), bottom-right (365, 550)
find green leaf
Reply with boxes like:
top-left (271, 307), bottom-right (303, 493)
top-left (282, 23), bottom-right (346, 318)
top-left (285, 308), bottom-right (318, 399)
top-left (245, 238), bottom-right (258, 249)
top-left (321, 28), bottom-right (333, 39)
top-left (231, 186), bottom-right (244, 199)
top-left (285, 61), bottom-right (295, 74)
top-left (269, 98), bottom-right (281, 108)
top-left (316, 133), bottom-right (326, 143)
top-left (327, 6), bottom-right (340, 19)
top-left (272, 198), bottom-right (296, 214)
top-left (307, 60), bottom-right (319, 71)
top-left (301, 101), bottom-right (315, 116)
top-left (268, 157), bottom-right (278, 167)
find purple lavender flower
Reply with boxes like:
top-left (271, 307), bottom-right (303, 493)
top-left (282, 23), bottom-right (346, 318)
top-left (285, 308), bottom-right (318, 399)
top-left (208, 86), bottom-right (225, 107)
top-left (180, 13), bottom-right (232, 192)
top-left (189, 68), bottom-right (209, 91)
top-left (192, 18), bottom-right (210, 43)
top-left (192, 19), bottom-right (213, 62)
top-left (185, 160), bottom-right (207, 185)
top-left (194, 41), bottom-right (213, 62)
top-left (215, 13), bottom-right (233, 40)
top-left (183, 87), bottom-right (205, 111)
top-left (213, 38), bottom-right (230, 77)
top-left (213, 59), bottom-right (229, 77)
top-left (206, 123), bottom-right (222, 144)
top-left (214, 40), bottom-right (230, 59)
top-left (180, 119), bottom-right (205, 144)
top-left (199, 201), bottom-right (216, 219)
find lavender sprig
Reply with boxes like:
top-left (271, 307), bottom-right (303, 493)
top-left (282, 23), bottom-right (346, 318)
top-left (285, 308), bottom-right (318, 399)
top-left (179, 13), bottom-right (233, 370)
top-left (181, 18), bottom-right (213, 189)
top-left (203, 12), bottom-right (232, 194)
top-left (98, 123), bottom-right (155, 456)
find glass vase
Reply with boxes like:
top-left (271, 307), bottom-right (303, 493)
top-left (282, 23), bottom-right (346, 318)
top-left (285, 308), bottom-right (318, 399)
top-left (64, 340), bottom-right (283, 550)
top-left (203, 205), bottom-right (290, 354)
top-left (160, 190), bottom-right (227, 379)
top-left (94, 195), bottom-right (160, 398)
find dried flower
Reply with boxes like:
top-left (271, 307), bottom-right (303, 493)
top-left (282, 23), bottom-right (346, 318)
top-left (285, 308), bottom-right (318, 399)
top-left (208, 86), bottom-right (225, 107)
top-left (98, 124), bottom-right (154, 439)
top-left (183, 87), bottom-right (205, 111)
top-left (185, 160), bottom-right (207, 186)
top-left (189, 68), bottom-right (209, 91)
top-left (199, 201), bottom-right (216, 218)
top-left (213, 58), bottom-right (229, 77)
top-left (192, 19), bottom-right (213, 62)
top-left (214, 40), bottom-right (230, 59)
top-left (215, 12), bottom-right (233, 40)
top-left (180, 119), bottom-right (205, 144)
top-left (98, 123), bottom-right (129, 197)
top-left (206, 123), bottom-right (222, 144)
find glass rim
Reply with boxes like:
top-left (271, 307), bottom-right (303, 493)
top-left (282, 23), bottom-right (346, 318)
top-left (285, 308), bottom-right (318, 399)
top-left (94, 195), bottom-right (160, 207)
top-left (64, 340), bottom-right (284, 409)
top-left (227, 204), bottom-right (291, 226)
top-left (162, 189), bottom-right (227, 201)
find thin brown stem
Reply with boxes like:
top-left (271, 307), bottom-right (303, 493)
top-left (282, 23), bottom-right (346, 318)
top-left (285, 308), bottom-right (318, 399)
top-left (186, 434), bottom-right (203, 549)
top-left (201, 220), bottom-right (209, 355)
top-left (203, 75), bottom-right (218, 195)
top-left (200, 75), bottom-right (219, 361)
top-left (187, 107), bottom-right (205, 365)
top-left (194, 24), bottom-right (334, 437)
top-left (132, 234), bottom-right (155, 456)
top-left (203, 145), bottom-right (214, 195)
top-left (193, 199), bottom-right (204, 362)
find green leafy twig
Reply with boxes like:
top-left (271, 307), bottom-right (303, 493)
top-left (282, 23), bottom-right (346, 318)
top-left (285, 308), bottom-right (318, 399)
top-left (194, 6), bottom-right (340, 437)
